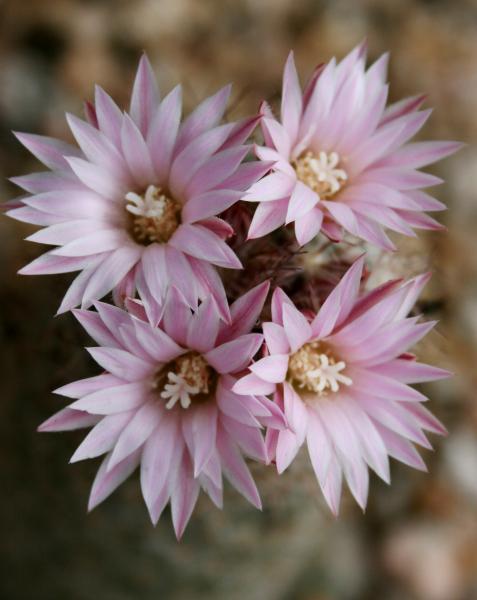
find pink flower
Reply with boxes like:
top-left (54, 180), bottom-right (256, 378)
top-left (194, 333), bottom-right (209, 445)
top-left (234, 257), bottom-right (449, 514)
top-left (243, 43), bottom-right (462, 249)
top-left (38, 281), bottom-right (285, 538)
top-left (8, 55), bottom-right (268, 321)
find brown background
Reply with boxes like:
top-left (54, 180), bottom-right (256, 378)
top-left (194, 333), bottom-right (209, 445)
top-left (1, 1), bottom-right (476, 599)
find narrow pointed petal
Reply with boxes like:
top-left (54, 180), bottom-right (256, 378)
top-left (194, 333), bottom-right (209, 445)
top-left (281, 51), bottom-right (303, 143)
top-left (14, 131), bottom-right (81, 170)
top-left (232, 372), bottom-right (276, 396)
top-left (205, 334), bottom-right (263, 374)
top-left (247, 198), bottom-right (288, 239)
top-left (121, 114), bottom-right (156, 186)
top-left (70, 411), bottom-right (132, 462)
top-left (171, 224), bottom-right (241, 269)
top-left (286, 181), bottom-right (319, 224)
top-left (38, 407), bottom-right (101, 432)
top-left (170, 452), bottom-right (200, 539)
top-left (147, 85), bottom-right (182, 183)
top-left (87, 346), bottom-right (154, 381)
top-left (250, 354), bottom-right (289, 383)
top-left (88, 448), bottom-right (142, 511)
top-left (282, 303), bottom-right (312, 352)
top-left (217, 427), bottom-right (262, 509)
top-left (186, 296), bottom-right (220, 352)
top-left (218, 280), bottom-right (270, 344)
top-left (130, 54), bottom-right (160, 135)
top-left (69, 382), bottom-right (148, 415)
top-left (175, 85), bottom-right (231, 153)
top-left (108, 401), bottom-right (162, 470)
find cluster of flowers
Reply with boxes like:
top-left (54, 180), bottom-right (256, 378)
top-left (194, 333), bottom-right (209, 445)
top-left (7, 43), bottom-right (460, 538)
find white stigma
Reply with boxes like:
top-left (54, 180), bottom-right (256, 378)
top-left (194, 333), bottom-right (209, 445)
top-left (160, 372), bottom-right (200, 410)
top-left (125, 184), bottom-right (167, 218)
top-left (308, 152), bottom-right (347, 195)
top-left (307, 353), bottom-right (352, 393)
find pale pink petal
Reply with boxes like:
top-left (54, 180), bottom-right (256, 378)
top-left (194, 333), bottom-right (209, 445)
top-left (88, 448), bottom-right (142, 511)
top-left (219, 114), bottom-right (260, 150)
top-left (250, 354), bottom-right (289, 383)
top-left (170, 451), bottom-right (200, 539)
top-left (51, 229), bottom-right (128, 257)
top-left (175, 85), bottom-right (231, 153)
top-left (242, 171), bottom-right (295, 202)
top-left (182, 190), bottom-right (242, 223)
top-left (95, 85), bottom-right (123, 146)
top-left (190, 402), bottom-right (218, 477)
top-left (372, 360), bottom-right (451, 384)
top-left (129, 54), bottom-right (160, 135)
top-left (270, 287), bottom-right (295, 326)
top-left (69, 382), bottom-right (148, 415)
top-left (38, 407), bottom-right (101, 432)
top-left (54, 373), bottom-right (123, 399)
top-left (169, 123), bottom-right (234, 198)
top-left (282, 303), bottom-right (312, 352)
top-left (275, 428), bottom-right (301, 474)
top-left (232, 372), bottom-right (276, 396)
top-left (216, 426), bottom-right (262, 509)
top-left (164, 246), bottom-right (199, 310)
top-left (14, 131), bottom-right (82, 170)
top-left (72, 308), bottom-right (119, 347)
top-left (147, 85), bottom-right (182, 184)
top-left (185, 145), bottom-right (250, 199)
top-left (81, 246), bottom-right (142, 306)
top-left (205, 334), bottom-right (262, 374)
top-left (70, 411), bottom-right (133, 462)
top-left (294, 207), bottom-right (323, 245)
top-left (261, 117), bottom-right (291, 157)
top-left (162, 286), bottom-right (191, 346)
top-left (217, 280), bottom-right (270, 344)
top-left (86, 346), bottom-right (154, 381)
top-left (132, 317), bottom-right (184, 363)
top-left (262, 322), bottom-right (290, 354)
top-left (281, 51), bottom-right (303, 144)
top-left (140, 413), bottom-right (179, 521)
top-left (170, 223), bottom-right (241, 269)
top-left (120, 113), bottom-right (156, 186)
top-left (286, 181), bottom-right (319, 224)
top-left (374, 422), bottom-right (427, 471)
top-left (247, 198), bottom-right (288, 239)
top-left (66, 113), bottom-right (128, 177)
top-left (186, 297), bottom-right (220, 352)
top-left (221, 160), bottom-right (274, 191)
top-left (221, 415), bottom-right (267, 462)
top-left (108, 401), bottom-right (162, 470)
top-left (66, 156), bottom-right (128, 199)
top-left (216, 382), bottom-right (261, 427)
top-left (311, 256), bottom-right (364, 337)
top-left (186, 256), bottom-right (230, 323)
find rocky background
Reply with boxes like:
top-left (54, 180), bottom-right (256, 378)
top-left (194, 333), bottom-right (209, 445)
top-left (1, 1), bottom-right (476, 599)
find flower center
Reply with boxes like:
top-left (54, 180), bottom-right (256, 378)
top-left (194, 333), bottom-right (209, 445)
top-left (287, 340), bottom-right (352, 396)
top-left (153, 351), bottom-right (216, 410)
top-left (125, 184), bottom-right (181, 245)
top-left (293, 151), bottom-right (347, 199)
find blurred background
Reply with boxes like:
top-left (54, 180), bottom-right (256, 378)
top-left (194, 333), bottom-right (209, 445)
top-left (1, 0), bottom-right (476, 598)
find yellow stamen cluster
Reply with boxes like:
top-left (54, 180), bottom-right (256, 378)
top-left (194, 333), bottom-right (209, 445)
top-left (126, 184), bottom-right (181, 245)
top-left (154, 352), bottom-right (214, 410)
top-left (287, 340), bottom-right (352, 396)
top-left (293, 151), bottom-right (348, 199)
